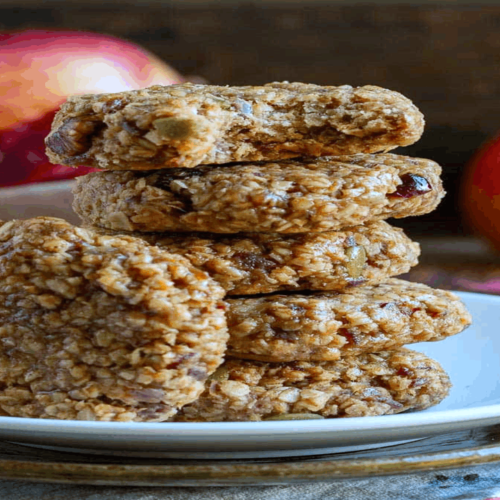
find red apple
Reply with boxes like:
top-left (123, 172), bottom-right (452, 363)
top-left (462, 133), bottom-right (500, 250)
top-left (0, 30), bottom-right (184, 186)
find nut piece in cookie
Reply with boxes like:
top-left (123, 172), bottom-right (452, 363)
top-left (174, 349), bottom-right (451, 421)
top-left (45, 82), bottom-right (425, 170)
top-left (0, 217), bottom-right (228, 421)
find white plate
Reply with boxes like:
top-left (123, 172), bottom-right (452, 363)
top-left (0, 181), bottom-right (499, 459)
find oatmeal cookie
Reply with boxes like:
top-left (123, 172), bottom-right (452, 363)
top-left (88, 221), bottom-right (420, 295)
top-left (46, 82), bottom-right (424, 170)
top-left (0, 217), bottom-right (228, 421)
top-left (174, 349), bottom-right (451, 421)
top-left (225, 279), bottom-right (471, 362)
top-left (73, 154), bottom-right (444, 234)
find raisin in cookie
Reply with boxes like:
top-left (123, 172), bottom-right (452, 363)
top-left (0, 217), bottom-right (228, 421)
top-left (46, 82), bottom-right (424, 170)
top-left (174, 349), bottom-right (451, 421)
top-left (225, 279), bottom-right (471, 362)
top-left (73, 154), bottom-right (444, 234)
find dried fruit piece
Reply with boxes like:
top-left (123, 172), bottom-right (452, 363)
top-left (233, 252), bottom-right (278, 272)
top-left (45, 117), bottom-right (100, 157)
top-left (389, 173), bottom-right (432, 198)
top-left (338, 328), bottom-right (360, 346)
top-left (345, 244), bottom-right (367, 278)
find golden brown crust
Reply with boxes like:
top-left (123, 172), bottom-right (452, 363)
top-left (46, 82), bottom-right (424, 170)
top-left (73, 154), bottom-right (444, 234)
top-left (0, 218), bottom-right (228, 421)
top-left (174, 349), bottom-right (451, 421)
top-left (225, 279), bottom-right (471, 362)
top-left (87, 221), bottom-right (420, 295)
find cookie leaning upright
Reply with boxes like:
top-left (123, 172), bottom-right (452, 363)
top-left (0, 217), bottom-right (228, 421)
top-left (45, 82), bottom-right (425, 170)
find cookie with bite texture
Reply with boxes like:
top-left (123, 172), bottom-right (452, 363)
top-left (46, 82), bottom-right (424, 170)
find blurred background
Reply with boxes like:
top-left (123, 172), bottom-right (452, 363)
top-left (2, 0), bottom-right (500, 290)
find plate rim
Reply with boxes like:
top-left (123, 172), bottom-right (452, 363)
top-left (0, 401), bottom-right (500, 436)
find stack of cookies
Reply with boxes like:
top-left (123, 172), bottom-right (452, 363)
top-left (1, 82), bottom-right (471, 422)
